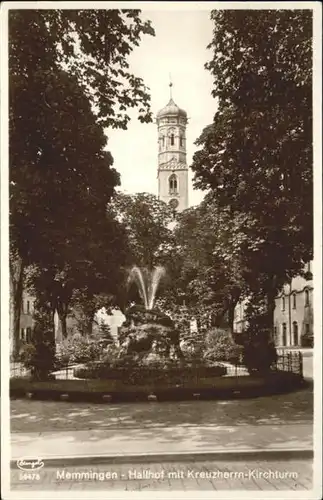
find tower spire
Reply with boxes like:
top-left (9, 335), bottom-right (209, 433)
top-left (169, 73), bottom-right (173, 100)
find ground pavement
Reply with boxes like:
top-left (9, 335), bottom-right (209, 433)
top-left (9, 387), bottom-right (314, 491)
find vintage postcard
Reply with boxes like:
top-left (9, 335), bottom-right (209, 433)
top-left (1, 1), bottom-right (322, 499)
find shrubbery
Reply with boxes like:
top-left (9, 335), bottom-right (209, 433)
top-left (203, 328), bottom-right (243, 365)
top-left (301, 331), bottom-right (313, 348)
top-left (74, 361), bottom-right (226, 384)
top-left (55, 335), bottom-right (103, 367)
top-left (240, 327), bottom-right (278, 375)
top-left (20, 304), bottom-right (55, 380)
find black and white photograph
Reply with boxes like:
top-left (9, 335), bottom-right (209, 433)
top-left (1, 1), bottom-right (321, 498)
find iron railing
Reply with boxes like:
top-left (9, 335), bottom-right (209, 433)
top-left (10, 351), bottom-right (303, 380)
top-left (274, 350), bottom-right (303, 376)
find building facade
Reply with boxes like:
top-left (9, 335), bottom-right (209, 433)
top-left (156, 85), bottom-right (189, 213)
top-left (10, 291), bottom-right (35, 357)
top-left (273, 262), bottom-right (313, 347)
top-left (19, 292), bottom-right (35, 342)
top-left (233, 262), bottom-right (314, 348)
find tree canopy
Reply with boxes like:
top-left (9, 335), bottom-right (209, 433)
top-left (9, 9), bottom-right (155, 128)
top-left (9, 9), bottom-right (154, 355)
top-left (110, 192), bottom-right (174, 269)
top-left (191, 10), bottom-right (313, 327)
top-left (167, 194), bottom-right (250, 330)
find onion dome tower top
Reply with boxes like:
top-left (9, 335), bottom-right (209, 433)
top-left (156, 82), bottom-right (187, 120)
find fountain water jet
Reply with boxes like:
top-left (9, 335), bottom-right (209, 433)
top-left (127, 266), bottom-right (166, 310)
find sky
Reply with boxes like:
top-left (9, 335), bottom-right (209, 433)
top-left (106, 9), bottom-right (217, 207)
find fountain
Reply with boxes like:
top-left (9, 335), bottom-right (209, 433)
top-left (118, 266), bottom-right (183, 361)
top-left (127, 266), bottom-right (166, 310)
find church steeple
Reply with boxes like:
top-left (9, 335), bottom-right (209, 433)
top-left (156, 84), bottom-right (189, 212)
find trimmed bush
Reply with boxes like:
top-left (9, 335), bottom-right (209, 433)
top-left (204, 328), bottom-right (243, 364)
top-left (241, 327), bottom-right (278, 375)
top-left (74, 363), bottom-right (227, 384)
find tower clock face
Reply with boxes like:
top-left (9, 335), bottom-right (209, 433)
top-left (169, 198), bottom-right (179, 210)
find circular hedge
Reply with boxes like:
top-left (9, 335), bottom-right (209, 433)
top-left (74, 363), bottom-right (227, 384)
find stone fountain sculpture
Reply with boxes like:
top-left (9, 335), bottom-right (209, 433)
top-left (118, 266), bottom-right (183, 362)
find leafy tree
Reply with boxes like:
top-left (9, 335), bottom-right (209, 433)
top-left (10, 67), bottom-right (121, 343)
top-left (9, 9), bottom-right (154, 356)
top-left (9, 9), bottom-right (155, 128)
top-left (69, 290), bottom-right (116, 337)
top-left (108, 192), bottom-right (175, 309)
top-left (168, 194), bottom-right (249, 332)
top-left (110, 192), bottom-right (174, 268)
top-left (98, 320), bottom-right (114, 347)
top-left (24, 207), bottom-right (128, 338)
top-left (191, 10), bottom-right (312, 330)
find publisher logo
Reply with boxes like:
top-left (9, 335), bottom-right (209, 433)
top-left (17, 458), bottom-right (44, 471)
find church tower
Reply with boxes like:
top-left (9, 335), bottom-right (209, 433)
top-left (156, 84), bottom-right (189, 212)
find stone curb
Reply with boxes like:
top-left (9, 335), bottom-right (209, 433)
top-left (11, 448), bottom-right (313, 468)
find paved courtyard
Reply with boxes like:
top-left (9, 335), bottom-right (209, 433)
top-left (10, 387), bottom-right (313, 433)
top-left (11, 458), bottom-right (313, 491)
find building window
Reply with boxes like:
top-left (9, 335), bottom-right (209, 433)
top-left (305, 289), bottom-right (310, 306)
top-left (180, 135), bottom-right (183, 147)
top-left (20, 328), bottom-right (25, 340)
top-left (27, 300), bottom-right (30, 314)
top-left (305, 323), bottom-right (310, 335)
top-left (26, 327), bottom-right (32, 342)
top-left (282, 323), bottom-right (287, 346)
top-left (170, 133), bottom-right (175, 146)
top-left (160, 135), bottom-right (165, 147)
top-left (169, 174), bottom-right (178, 195)
top-left (282, 295), bottom-right (285, 311)
top-left (292, 293), bottom-right (296, 309)
top-left (293, 321), bottom-right (298, 346)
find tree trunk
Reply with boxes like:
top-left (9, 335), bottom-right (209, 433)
top-left (10, 256), bottom-right (25, 360)
top-left (85, 312), bottom-right (94, 336)
top-left (228, 305), bottom-right (235, 336)
top-left (60, 313), bottom-right (68, 338)
top-left (56, 301), bottom-right (69, 339)
top-left (266, 276), bottom-right (277, 341)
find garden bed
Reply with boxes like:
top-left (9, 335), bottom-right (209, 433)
top-left (73, 363), bottom-right (227, 382)
top-left (10, 371), bottom-right (305, 403)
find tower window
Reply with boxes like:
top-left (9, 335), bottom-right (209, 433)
top-left (169, 174), bottom-right (178, 194)
top-left (27, 300), bottom-right (30, 314)
top-left (282, 323), bottom-right (287, 346)
top-left (293, 321), bottom-right (298, 346)
top-left (282, 295), bottom-right (285, 311)
top-left (170, 133), bottom-right (175, 146)
top-left (292, 293), bottom-right (296, 309)
top-left (180, 135), bottom-right (183, 147)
